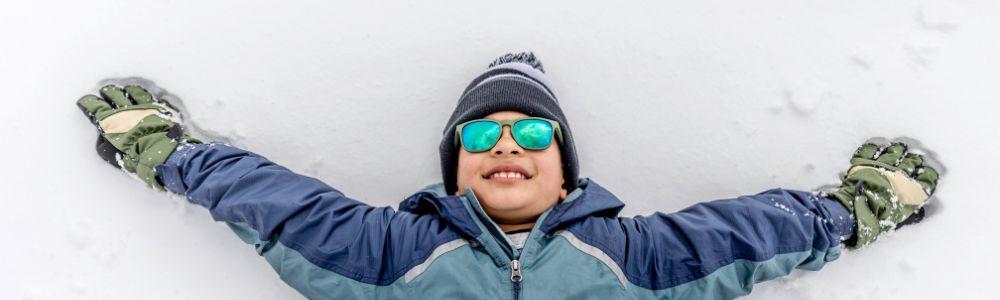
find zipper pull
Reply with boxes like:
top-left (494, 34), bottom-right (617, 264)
top-left (510, 259), bottom-right (522, 282)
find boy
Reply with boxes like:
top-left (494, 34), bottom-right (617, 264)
top-left (77, 52), bottom-right (940, 299)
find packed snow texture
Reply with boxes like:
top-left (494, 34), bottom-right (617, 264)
top-left (2, 1), bottom-right (998, 299)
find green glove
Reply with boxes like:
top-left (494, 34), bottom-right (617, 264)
top-left (828, 142), bottom-right (941, 249)
top-left (77, 84), bottom-right (199, 190)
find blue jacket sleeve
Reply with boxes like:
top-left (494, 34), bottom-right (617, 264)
top-left (569, 188), bottom-right (855, 297)
top-left (154, 143), bottom-right (465, 289)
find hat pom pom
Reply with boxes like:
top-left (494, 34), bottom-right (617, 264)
top-left (489, 52), bottom-right (545, 73)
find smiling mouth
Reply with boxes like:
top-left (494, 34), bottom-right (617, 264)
top-left (483, 171), bottom-right (531, 180)
top-left (481, 164), bottom-right (533, 184)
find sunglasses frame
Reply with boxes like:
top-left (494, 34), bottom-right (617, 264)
top-left (454, 117), bottom-right (564, 153)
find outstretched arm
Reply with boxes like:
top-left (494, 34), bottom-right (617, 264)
top-left (596, 188), bottom-right (854, 299)
top-left (77, 84), bottom-right (466, 299)
top-left (156, 143), bottom-right (465, 297)
top-left (573, 141), bottom-right (940, 299)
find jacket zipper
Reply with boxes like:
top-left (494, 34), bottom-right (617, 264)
top-left (510, 259), bottom-right (522, 300)
top-left (461, 189), bottom-right (533, 300)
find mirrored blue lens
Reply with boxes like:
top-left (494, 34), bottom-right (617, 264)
top-left (461, 121), bottom-right (501, 152)
top-left (513, 119), bottom-right (553, 150)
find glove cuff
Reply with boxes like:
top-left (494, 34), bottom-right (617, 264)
top-left (133, 131), bottom-right (200, 190)
top-left (827, 188), bottom-right (864, 248)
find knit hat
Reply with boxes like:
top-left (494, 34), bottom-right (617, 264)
top-left (439, 52), bottom-right (579, 195)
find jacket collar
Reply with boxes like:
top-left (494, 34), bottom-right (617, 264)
top-left (537, 178), bottom-right (625, 234)
top-left (398, 178), bottom-right (625, 237)
top-left (398, 184), bottom-right (483, 239)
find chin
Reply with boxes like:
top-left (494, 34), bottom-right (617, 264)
top-left (476, 187), bottom-right (536, 211)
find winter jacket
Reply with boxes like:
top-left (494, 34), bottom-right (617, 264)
top-left (155, 143), bottom-right (856, 299)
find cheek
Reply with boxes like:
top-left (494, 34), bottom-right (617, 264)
top-left (456, 153), bottom-right (483, 189)
top-left (532, 150), bottom-right (564, 185)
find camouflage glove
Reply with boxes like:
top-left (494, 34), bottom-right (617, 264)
top-left (77, 84), bottom-right (199, 190)
top-left (828, 142), bottom-right (941, 249)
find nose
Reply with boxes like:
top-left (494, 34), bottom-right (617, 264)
top-left (492, 126), bottom-right (522, 156)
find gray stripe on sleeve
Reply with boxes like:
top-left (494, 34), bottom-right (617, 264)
top-left (555, 230), bottom-right (629, 289)
top-left (403, 239), bottom-right (470, 283)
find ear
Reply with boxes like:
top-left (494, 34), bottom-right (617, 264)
top-left (559, 178), bottom-right (569, 202)
top-left (559, 178), bottom-right (568, 200)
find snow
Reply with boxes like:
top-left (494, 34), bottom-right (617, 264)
top-left (2, 0), bottom-right (999, 299)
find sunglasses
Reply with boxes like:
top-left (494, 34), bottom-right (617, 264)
top-left (454, 117), bottom-right (563, 153)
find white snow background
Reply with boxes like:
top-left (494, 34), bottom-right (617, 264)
top-left (2, 0), bottom-right (998, 299)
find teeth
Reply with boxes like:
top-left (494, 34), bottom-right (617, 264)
top-left (490, 171), bottom-right (526, 179)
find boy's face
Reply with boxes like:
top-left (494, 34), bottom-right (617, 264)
top-left (455, 110), bottom-right (568, 226)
